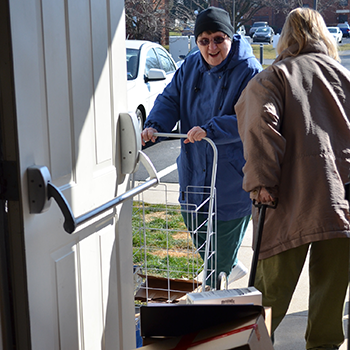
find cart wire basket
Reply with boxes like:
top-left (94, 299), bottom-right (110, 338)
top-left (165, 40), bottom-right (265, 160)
top-left (132, 133), bottom-right (220, 305)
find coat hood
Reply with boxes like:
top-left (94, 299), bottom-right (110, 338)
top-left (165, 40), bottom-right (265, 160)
top-left (274, 41), bottom-right (329, 63)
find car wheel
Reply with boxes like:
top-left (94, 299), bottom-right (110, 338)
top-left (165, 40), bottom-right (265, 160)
top-left (136, 108), bottom-right (144, 133)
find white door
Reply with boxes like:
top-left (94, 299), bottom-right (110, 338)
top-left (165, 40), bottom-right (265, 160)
top-left (2, 0), bottom-right (135, 349)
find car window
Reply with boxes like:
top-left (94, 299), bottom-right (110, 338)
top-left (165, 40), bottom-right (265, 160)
top-left (256, 27), bottom-right (269, 33)
top-left (126, 48), bottom-right (139, 81)
top-left (328, 28), bottom-right (337, 33)
top-left (154, 47), bottom-right (177, 73)
top-left (145, 48), bottom-right (160, 75)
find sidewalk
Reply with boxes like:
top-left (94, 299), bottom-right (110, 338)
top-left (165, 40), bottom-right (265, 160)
top-left (139, 182), bottom-right (349, 350)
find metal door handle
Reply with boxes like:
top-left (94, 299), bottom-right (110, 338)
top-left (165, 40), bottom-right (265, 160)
top-left (27, 151), bottom-right (158, 234)
top-left (27, 113), bottom-right (159, 233)
top-left (47, 181), bottom-right (75, 233)
top-left (27, 112), bottom-right (159, 233)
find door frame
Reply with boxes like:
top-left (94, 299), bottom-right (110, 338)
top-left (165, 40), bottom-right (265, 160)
top-left (0, 0), bottom-right (32, 348)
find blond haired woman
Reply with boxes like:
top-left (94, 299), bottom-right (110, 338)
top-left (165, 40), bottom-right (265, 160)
top-left (236, 8), bottom-right (350, 349)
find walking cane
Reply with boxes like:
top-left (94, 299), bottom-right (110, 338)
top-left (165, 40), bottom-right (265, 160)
top-left (248, 199), bottom-right (278, 287)
top-left (345, 181), bottom-right (350, 350)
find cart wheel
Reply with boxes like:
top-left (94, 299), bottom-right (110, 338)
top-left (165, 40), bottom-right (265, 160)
top-left (217, 272), bottom-right (227, 290)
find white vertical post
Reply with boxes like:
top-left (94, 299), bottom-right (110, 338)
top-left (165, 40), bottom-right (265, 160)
top-left (232, 0), bottom-right (235, 30)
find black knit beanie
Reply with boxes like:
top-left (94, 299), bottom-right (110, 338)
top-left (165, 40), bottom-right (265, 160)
top-left (194, 7), bottom-right (234, 40)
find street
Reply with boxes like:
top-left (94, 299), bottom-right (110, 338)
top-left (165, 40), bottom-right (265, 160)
top-left (135, 137), bottom-right (181, 183)
top-left (134, 37), bottom-right (350, 184)
top-left (340, 37), bottom-right (350, 69)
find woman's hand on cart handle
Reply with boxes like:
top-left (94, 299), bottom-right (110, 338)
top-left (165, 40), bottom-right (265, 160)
top-left (141, 127), bottom-right (158, 146)
top-left (184, 126), bottom-right (207, 144)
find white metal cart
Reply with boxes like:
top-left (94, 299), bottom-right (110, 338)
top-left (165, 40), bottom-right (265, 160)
top-left (132, 133), bottom-right (225, 305)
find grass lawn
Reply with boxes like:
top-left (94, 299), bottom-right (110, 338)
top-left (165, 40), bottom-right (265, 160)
top-left (132, 202), bottom-right (204, 280)
top-left (251, 43), bottom-right (276, 60)
top-left (251, 42), bottom-right (350, 65)
top-left (339, 43), bottom-right (350, 51)
top-left (166, 39), bottom-right (350, 61)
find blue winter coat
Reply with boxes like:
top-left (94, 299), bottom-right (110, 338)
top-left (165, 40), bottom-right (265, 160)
top-left (144, 35), bottom-right (262, 221)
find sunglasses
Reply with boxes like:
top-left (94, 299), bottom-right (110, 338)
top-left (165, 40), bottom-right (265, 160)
top-left (197, 36), bottom-right (227, 46)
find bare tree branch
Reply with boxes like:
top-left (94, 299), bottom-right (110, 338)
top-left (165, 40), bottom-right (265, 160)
top-left (125, 0), bottom-right (345, 42)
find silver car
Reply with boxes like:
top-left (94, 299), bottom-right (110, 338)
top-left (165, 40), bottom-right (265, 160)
top-left (253, 27), bottom-right (275, 44)
top-left (249, 21), bottom-right (268, 37)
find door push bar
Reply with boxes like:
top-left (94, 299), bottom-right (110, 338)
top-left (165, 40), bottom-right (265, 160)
top-left (27, 113), bottom-right (159, 234)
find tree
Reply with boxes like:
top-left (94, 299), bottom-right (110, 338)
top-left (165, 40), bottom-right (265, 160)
top-left (169, 0), bottom-right (266, 32)
top-left (215, 0), bottom-right (344, 31)
top-left (170, 0), bottom-right (208, 30)
top-left (125, 0), bottom-right (169, 43)
top-left (264, 0), bottom-right (343, 14)
top-left (214, 0), bottom-right (266, 30)
top-left (125, 0), bottom-right (343, 43)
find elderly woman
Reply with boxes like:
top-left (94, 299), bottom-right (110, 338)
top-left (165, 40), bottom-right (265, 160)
top-left (141, 7), bottom-right (262, 286)
top-left (236, 8), bottom-right (350, 349)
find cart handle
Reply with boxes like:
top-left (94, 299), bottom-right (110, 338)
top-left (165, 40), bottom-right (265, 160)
top-left (154, 133), bottom-right (217, 192)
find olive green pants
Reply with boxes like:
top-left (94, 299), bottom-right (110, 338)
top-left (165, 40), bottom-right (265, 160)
top-left (254, 238), bottom-right (350, 350)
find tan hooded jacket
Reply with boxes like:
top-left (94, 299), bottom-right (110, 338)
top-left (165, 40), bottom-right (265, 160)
top-left (235, 42), bottom-right (350, 260)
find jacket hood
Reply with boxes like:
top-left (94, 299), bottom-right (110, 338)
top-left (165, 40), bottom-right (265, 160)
top-left (197, 34), bottom-right (257, 73)
top-left (274, 41), bottom-right (329, 63)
